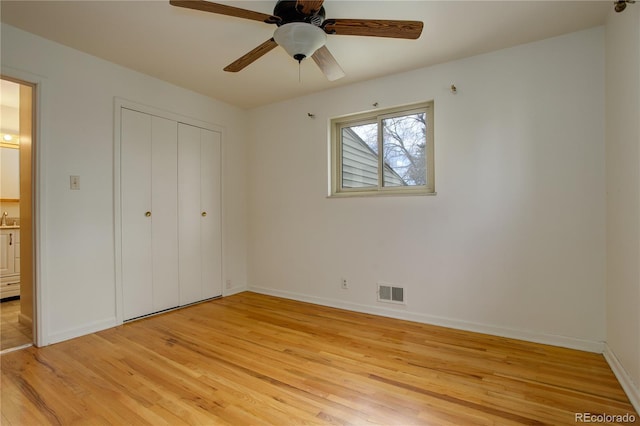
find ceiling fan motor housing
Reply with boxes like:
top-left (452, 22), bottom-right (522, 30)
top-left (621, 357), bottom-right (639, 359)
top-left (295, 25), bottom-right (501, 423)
top-left (274, 0), bottom-right (326, 26)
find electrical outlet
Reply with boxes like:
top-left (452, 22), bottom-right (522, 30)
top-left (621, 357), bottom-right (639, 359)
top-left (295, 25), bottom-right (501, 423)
top-left (226, 279), bottom-right (232, 289)
top-left (341, 278), bottom-right (348, 289)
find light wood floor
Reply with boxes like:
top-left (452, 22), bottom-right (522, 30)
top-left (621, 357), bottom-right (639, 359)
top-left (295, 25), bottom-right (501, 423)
top-left (0, 299), bottom-right (32, 352)
top-left (1, 292), bottom-right (637, 425)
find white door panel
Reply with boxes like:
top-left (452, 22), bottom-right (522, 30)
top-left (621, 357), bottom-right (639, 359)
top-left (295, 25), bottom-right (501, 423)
top-left (200, 129), bottom-right (222, 299)
top-left (178, 123), bottom-right (202, 305)
top-left (151, 116), bottom-right (179, 312)
top-left (121, 108), bottom-right (153, 320)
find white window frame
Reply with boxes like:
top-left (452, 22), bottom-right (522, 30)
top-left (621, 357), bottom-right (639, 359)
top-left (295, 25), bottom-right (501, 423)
top-left (330, 101), bottom-right (435, 197)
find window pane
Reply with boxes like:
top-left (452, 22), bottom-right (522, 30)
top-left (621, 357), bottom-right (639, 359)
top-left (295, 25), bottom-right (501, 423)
top-left (341, 123), bottom-right (378, 188)
top-left (382, 112), bottom-right (427, 187)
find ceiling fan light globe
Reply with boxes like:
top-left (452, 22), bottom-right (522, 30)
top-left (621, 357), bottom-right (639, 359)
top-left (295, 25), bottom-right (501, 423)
top-left (274, 22), bottom-right (327, 62)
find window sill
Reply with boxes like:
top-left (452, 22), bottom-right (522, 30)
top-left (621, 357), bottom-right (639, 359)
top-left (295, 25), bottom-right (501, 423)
top-left (327, 190), bottom-right (437, 199)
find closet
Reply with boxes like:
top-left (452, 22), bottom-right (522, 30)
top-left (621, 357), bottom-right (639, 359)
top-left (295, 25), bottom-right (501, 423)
top-left (120, 107), bottom-right (222, 321)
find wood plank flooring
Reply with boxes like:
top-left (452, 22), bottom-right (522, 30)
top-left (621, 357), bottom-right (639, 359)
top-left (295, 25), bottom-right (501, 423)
top-left (0, 299), bottom-right (32, 352)
top-left (1, 292), bottom-right (637, 425)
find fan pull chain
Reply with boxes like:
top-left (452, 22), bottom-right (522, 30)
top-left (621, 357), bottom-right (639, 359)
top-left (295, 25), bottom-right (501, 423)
top-left (298, 61), bottom-right (302, 83)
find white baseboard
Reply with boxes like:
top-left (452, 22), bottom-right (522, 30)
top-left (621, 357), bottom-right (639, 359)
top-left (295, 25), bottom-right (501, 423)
top-left (47, 317), bottom-right (118, 345)
top-left (248, 285), bottom-right (605, 353)
top-left (223, 285), bottom-right (246, 297)
top-left (603, 344), bottom-right (640, 414)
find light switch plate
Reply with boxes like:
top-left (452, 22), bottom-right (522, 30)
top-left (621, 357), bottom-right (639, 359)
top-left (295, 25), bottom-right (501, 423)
top-left (70, 175), bottom-right (80, 190)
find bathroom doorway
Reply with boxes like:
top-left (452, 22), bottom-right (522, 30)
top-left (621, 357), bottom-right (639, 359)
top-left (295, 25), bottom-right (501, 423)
top-left (1, 77), bottom-right (36, 352)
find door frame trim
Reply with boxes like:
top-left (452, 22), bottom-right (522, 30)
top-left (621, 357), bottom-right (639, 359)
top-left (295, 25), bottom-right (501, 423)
top-left (1, 67), bottom-right (48, 347)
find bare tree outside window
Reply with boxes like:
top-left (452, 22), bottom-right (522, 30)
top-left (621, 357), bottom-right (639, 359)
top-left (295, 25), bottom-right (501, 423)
top-left (381, 112), bottom-right (426, 186)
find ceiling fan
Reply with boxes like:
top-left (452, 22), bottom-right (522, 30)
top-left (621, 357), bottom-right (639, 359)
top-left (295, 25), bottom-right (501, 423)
top-left (169, 0), bottom-right (423, 81)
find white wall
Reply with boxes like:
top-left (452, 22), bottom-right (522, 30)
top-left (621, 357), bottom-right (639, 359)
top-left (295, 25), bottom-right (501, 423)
top-left (3, 15), bottom-right (636, 409)
top-left (0, 19), bottom-right (614, 355)
top-left (1, 24), bottom-right (249, 344)
top-left (605, 6), bottom-right (640, 412)
top-left (248, 27), bottom-right (606, 351)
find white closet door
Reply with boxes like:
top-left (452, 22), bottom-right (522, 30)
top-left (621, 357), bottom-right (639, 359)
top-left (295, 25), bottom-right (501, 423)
top-left (200, 129), bottom-right (222, 299)
top-left (178, 123), bottom-right (203, 305)
top-left (121, 108), bottom-right (153, 320)
top-left (122, 109), bottom-right (179, 320)
top-left (151, 117), bottom-right (179, 311)
top-left (178, 123), bottom-right (222, 305)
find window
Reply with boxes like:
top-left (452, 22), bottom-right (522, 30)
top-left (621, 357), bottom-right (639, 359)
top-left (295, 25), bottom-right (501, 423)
top-left (330, 101), bottom-right (434, 196)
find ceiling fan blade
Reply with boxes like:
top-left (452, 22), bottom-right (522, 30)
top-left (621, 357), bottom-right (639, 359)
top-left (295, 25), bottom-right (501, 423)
top-left (312, 46), bottom-right (345, 81)
top-left (296, 0), bottom-right (324, 15)
top-left (170, 0), bottom-right (276, 23)
top-left (224, 38), bottom-right (278, 72)
top-left (324, 19), bottom-right (423, 39)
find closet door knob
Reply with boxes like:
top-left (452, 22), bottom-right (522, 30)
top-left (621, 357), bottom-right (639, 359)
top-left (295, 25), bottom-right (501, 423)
top-left (145, 211), bottom-right (151, 217)
top-left (201, 212), bottom-right (207, 217)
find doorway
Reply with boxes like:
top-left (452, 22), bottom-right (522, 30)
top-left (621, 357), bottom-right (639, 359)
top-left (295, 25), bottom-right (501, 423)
top-left (0, 77), bottom-right (36, 352)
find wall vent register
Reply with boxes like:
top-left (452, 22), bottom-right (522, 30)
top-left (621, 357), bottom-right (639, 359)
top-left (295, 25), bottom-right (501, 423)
top-left (377, 283), bottom-right (405, 304)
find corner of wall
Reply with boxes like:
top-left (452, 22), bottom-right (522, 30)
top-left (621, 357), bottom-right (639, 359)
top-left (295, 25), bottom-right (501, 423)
top-left (604, 344), bottom-right (640, 414)
top-left (604, 2), bottom-right (640, 414)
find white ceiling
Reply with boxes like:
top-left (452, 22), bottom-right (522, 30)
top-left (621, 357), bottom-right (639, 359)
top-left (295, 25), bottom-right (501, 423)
top-left (1, 1), bottom-right (611, 109)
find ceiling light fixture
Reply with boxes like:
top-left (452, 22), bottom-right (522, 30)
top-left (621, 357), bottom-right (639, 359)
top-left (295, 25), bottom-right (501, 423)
top-left (273, 22), bottom-right (327, 63)
top-left (614, 0), bottom-right (635, 12)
